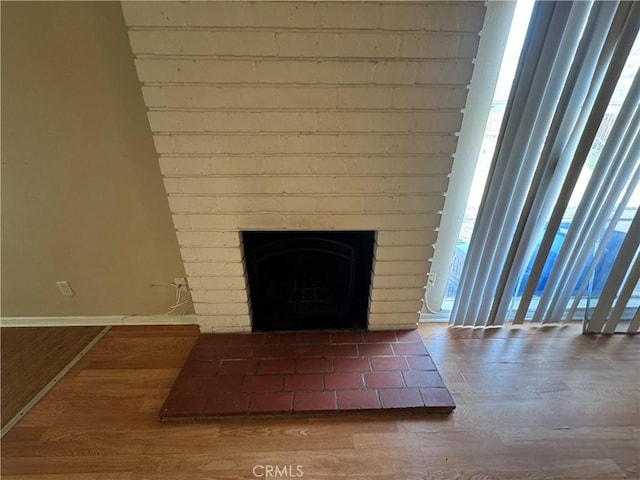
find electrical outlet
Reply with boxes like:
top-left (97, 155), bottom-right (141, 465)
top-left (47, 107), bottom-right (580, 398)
top-left (174, 277), bottom-right (188, 294)
top-left (56, 281), bottom-right (75, 296)
top-left (426, 272), bottom-right (437, 288)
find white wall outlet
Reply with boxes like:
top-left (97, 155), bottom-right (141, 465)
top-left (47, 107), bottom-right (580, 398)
top-left (174, 277), bottom-right (188, 294)
top-left (56, 281), bottom-right (75, 296)
top-left (426, 272), bottom-right (437, 288)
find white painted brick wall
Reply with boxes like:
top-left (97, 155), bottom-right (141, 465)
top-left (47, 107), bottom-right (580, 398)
top-left (368, 313), bottom-right (420, 329)
top-left (417, 62), bottom-right (474, 85)
top-left (123, 2), bottom-right (484, 31)
top-left (176, 231), bottom-right (240, 247)
top-left (374, 245), bottom-right (434, 261)
top-left (363, 195), bottom-right (443, 213)
top-left (170, 215), bottom-right (190, 230)
top-left (122, 1), bottom-right (484, 331)
top-left (423, 4), bottom-right (486, 32)
top-left (395, 195), bottom-right (446, 212)
top-left (198, 315), bottom-right (252, 333)
top-left (336, 87), bottom-right (392, 109)
top-left (369, 300), bottom-right (423, 313)
top-left (156, 112), bottom-right (272, 133)
top-left (383, 176), bottom-right (450, 194)
top-left (400, 34), bottom-right (480, 59)
top-left (379, 4), bottom-right (426, 30)
top-left (218, 196), bottom-right (319, 213)
top-left (193, 302), bottom-right (250, 315)
top-left (376, 230), bottom-right (438, 246)
top-left (372, 274), bottom-right (429, 289)
top-left (277, 88), bottom-right (338, 108)
top-left (250, 2), bottom-right (316, 28)
top-left (191, 290), bottom-right (249, 304)
top-left (183, 262), bottom-right (245, 277)
top-left (129, 30), bottom-right (292, 56)
top-left (180, 247), bottom-right (243, 262)
top-left (391, 87), bottom-right (469, 109)
top-left (373, 261), bottom-right (430, 275)
top-left (370, 287), bottom-right (425, 301)
top-left (276, 32), bottom-right (402, 58)
top-left (315, 3), bottom-right (380, 29)
top-left (122, 2), bottom-right (252, 28)
top-left (188, 277), bottom-right (247, 290)
top-left (167, 176), bottom-right (449, 197)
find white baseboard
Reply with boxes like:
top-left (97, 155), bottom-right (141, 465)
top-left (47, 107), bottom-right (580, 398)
top-left (0, 315), bottom-right (199, 328)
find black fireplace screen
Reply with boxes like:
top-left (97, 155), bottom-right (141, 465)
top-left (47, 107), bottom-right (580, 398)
top-left (242, 231), bottom-right (375, 331)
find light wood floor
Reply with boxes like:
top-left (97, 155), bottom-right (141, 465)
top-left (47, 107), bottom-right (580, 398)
top-left (1, 326), bottom-right (105, 428)
top-left (1, 323), bottom-right (638, 479)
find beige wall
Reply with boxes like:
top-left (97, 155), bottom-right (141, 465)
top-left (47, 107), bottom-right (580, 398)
top-left (1, 2), bottom-right (191, 316)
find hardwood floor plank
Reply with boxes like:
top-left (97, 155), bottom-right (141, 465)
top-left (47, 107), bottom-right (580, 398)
top-left (1, 326), bottom-right (104, 428)
top-left (1, 323), bottom-right (638, 479)
top-left (1, 475), bottom-right (131, 480)
top-left (0, 455), bottom-right (141, 476)
top-left (425, 459), bottom-right (626, 480)
top-left (217, 416), bottom-right (400, 437)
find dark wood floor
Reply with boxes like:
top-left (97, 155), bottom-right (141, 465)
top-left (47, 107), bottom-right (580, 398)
top-left (1, 323), bottom-right (638, 479)
top-left (1, 326), bottom-right (104, 428)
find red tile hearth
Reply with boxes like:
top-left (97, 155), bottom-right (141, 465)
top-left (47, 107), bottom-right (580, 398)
top-left (160, 330), bottom-right (455, 420)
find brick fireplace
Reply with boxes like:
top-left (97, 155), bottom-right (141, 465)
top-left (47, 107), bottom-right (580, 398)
top-left (121, 1), bottom-right (485, 332)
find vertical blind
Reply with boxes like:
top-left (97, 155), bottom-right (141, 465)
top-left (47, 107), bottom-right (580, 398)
top-left (450, 0), bottom-right (640, 333)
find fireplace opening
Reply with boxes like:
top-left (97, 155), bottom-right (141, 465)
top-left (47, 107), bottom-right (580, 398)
top-left (242, 231), bottom-right (375, 332)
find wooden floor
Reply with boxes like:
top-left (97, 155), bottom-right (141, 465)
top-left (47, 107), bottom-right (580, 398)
top-left (1, 323), bottom-right (638, 479)
top-left (1, 326), bottom-right (105, 428)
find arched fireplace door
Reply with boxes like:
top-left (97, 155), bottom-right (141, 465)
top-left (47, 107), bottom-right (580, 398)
top-left (242, 231), bottom-right (375, 332)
